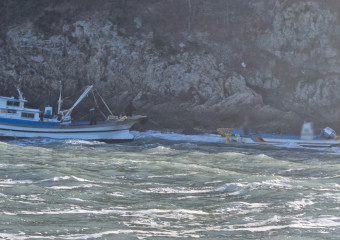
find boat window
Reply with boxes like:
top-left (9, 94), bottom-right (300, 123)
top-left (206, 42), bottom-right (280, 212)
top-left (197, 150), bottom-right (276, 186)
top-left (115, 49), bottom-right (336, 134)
top-left (7, 101), bottom-right (20, 107)
top-left (21, 112), bottom-right (35, 118)
top-left (1, 109), bottom-right (8, 113)
top-left (8, 110), bottom-right (17, 114)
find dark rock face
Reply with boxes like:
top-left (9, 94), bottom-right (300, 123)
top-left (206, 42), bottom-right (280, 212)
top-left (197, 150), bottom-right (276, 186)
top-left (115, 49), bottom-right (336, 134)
top-left (0, 0), bottom-right (340, 133)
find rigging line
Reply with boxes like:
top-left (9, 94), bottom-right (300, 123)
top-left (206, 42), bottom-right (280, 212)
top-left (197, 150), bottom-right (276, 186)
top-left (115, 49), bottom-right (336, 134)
top-left (94, 88), bottom-right (114, 116)
top-left (91, 90), bottom-right (107, 119)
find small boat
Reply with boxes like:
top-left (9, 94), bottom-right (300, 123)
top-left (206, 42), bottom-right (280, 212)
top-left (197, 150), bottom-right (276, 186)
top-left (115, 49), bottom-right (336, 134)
top-left (0, 84), bottom-right (147, 142)
top-left (217, 123), bottom-right (340, 148)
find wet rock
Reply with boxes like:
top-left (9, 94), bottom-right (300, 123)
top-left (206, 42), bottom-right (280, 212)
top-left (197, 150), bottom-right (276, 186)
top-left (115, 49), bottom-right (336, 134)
top-left (1, 1), bottom-right (340, 133)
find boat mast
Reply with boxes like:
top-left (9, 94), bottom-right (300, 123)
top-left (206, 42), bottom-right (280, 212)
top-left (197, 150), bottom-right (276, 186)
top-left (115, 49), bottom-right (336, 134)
top-left (16, 87), bottom-right (24, 108)
top-left (16, 88), bottom-right (24, 100)
top-left (57, 81), bottom-right (63, 114)
top-left (61, 85), bottom-right (93, 121)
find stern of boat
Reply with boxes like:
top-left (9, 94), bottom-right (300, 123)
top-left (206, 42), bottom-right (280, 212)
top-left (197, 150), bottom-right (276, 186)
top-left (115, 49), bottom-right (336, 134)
top-left (128, 115), bottom-right (148, 125)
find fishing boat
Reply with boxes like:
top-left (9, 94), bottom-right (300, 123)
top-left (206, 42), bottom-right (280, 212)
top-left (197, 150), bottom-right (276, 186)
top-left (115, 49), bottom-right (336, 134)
top-left (217, 123), bottom-right (340, 148)
top-left (0, 84), bottom-right (147, 142)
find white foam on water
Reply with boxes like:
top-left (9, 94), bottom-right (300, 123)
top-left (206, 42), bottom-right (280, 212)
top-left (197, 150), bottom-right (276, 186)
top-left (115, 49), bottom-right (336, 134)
top-left (231, 224), bottom-right (287, 232)
top-left (216, 202), bottom-right (269, 216)
top-left (0, 233), bottom-right (60, 240)
top-left (0, 179), bottom-right (34, 186)
top-left (217, 183), bottom-right (242, 192)
top-left (50, 229), bottom-right (199, 240)
top-left (261, 179), bottom-right (293, 189)
top-left (19, 208), bottom-right (119, 216)
top-left (274, 143), bottom-right (340, 154)
top-left (211, 211), bottom-right (340, 233)
top-left (147, 173), bottom-right (195, 179)
top-left (133, 130), bottom-right (224, 143)
top-left (245, 177), bottom-right (293, 191)
top-left (216, 178), bottom-right (295, 196)
top-left (286, 197), bottom-right (314, 210)
top-left (18, 207), bottom-right (208, 219)
top-left (143, 145), bottom-right (174, 154)
top-left (65, 139), bottom-right (104, 145)
top-left (3, 212), bottom-right (17, 216)
top-left (173, 142), bottom-right (198, 148)
top-left (319, 192), bottom-right (340, 201)
top-left (7, 137), bottom-right (104, 148)
top-left (107, 192), bottom-right (124, 197)
top-left (140, 186), bottom-right (216, 194)
top-left (71, 175), bottom-right (95, 183)
top-left (39, 176), bottom-right (96, 186)
top-left (278, 168), bottom-right (305, 174)
top-left (0, 164), bottom-right (8, 168)
top-left (45, 184), bottom-right (96, 190)
top-left (40, 176), bottom-right (71, 182)
top-left (228, 215), bottom-right (284, 232)
top-left (275, 142), bottom-right (303, 149)
top-left (290, 216), bottom-right (340, 228)
top-left (9, 137), bottom-right (64, 146)
top-left (130, 217), bottom-right (172, 228)
top-left (67, 197), bottom-right (86, 202)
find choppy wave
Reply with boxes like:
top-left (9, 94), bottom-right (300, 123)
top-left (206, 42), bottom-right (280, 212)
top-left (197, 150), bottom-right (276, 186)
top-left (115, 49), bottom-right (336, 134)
top-left (4, 130), bottom-right (340, 155)
top-left (1, 130), bottom-right (340, 239)
top-left (133, 130), bottom-right (224, 143)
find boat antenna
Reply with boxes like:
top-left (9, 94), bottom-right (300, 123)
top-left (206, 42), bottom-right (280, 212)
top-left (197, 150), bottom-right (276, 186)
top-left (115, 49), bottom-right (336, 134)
top-left (57, 81), bottom-right (63, 114)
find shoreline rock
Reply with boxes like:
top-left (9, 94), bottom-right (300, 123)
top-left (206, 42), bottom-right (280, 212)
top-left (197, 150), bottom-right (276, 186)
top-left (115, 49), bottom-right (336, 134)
top-left (1, 1), bottom-right (340, 135)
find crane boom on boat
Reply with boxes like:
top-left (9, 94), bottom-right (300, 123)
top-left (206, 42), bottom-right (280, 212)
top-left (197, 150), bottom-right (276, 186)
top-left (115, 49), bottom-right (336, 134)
top-left (61, 85), bottom-right (93, 122)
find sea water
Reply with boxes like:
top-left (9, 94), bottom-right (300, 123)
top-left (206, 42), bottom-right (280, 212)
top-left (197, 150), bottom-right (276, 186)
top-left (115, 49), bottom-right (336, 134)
top-left (1, 131), bottom-right (340, 239)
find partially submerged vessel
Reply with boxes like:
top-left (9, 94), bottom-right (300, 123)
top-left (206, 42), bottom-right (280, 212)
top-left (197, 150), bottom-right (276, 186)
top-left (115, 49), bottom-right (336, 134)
top-left (0, 84), bottom-right (147, 142)
top-left (217, 123), bottom-right (340, 148)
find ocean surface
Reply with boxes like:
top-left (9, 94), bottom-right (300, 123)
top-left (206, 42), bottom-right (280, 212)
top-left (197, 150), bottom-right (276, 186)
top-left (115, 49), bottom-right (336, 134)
top-left (1, 131), bottom-right (340, 239)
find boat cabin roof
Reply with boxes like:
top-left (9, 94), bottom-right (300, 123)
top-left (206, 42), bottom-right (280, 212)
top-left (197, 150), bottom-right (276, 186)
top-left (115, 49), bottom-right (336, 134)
top-left (0, 96), bottom-right (27, 102)
top-left (0, 106), bottom-right (40, 113)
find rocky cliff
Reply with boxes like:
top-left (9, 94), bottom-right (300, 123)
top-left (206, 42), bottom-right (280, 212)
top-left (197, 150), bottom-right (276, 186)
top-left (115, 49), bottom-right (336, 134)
top-left (1, 0), bottom-right (340, 133)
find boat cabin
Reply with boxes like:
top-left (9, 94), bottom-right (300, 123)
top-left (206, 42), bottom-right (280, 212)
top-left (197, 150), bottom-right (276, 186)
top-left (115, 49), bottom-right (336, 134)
top-left (0, 96), bottom-right (40, 121)
top-left (0, 85), bottom-right (96, 126)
